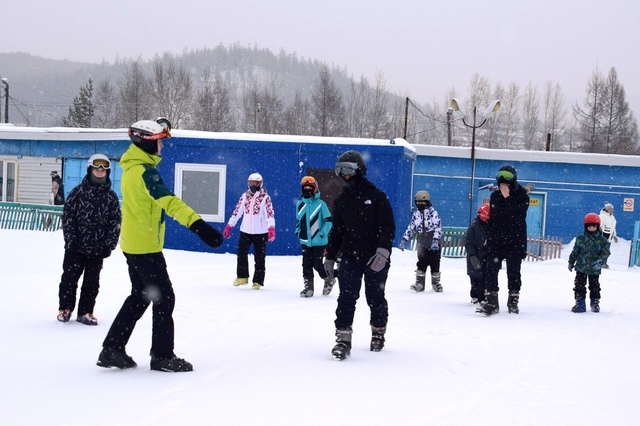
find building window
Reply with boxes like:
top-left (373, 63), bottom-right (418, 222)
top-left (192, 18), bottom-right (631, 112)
top-left (174, 163), bottom-right (226, 222)
top-left (0, 160), bottom-right (17, 202)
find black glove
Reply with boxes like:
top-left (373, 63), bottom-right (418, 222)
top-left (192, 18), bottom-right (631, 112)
top-left (470, 255), bottom-right (481, 270)
top-left (189, 219), bottom-right (223, 248)
top-left (101, 247), bottom-right (112, 258)
top-left (568, 263), bottom-right (574, 272)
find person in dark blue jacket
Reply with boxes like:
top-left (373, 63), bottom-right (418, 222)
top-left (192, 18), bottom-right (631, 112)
top-left (324, 150), bottom-right (396, 361)
top-left (465, 203), bottom-right (490, 305)
top-left (295, 176), bottom-right (334, 297)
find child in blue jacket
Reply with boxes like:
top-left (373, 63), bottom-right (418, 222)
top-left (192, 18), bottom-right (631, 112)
top-left (295, 176), bottom-right (334, 297)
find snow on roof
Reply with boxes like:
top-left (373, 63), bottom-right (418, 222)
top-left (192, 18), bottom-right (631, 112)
top-left (0, 125), bottom-right (415, 151)
top-left (413, 144), bottom-right (640, 168)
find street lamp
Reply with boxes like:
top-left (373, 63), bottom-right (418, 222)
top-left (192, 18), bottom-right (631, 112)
top-left (1, 78), bottom-right (8, 123)
top-left (450, 98), bottom-right (501, 223)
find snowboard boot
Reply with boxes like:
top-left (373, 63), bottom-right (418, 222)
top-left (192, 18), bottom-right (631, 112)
top-left (431, 272), bottom-right (443, 292)
top-left (322, 276), bottom-right (336, 295)
top-left (507, 291), bottom-right (520, 314)
top-left (410, 270), bottom-right (426, 292)
top-left (571, 298), bottom-right (586, 313)
top-left (477, 292), bottom-right (499, 316)
top-left (370, 325), bottom-right (386, 352)
top-left (300, 278), bottom-right (314, 298)
top-left (331, 327), bottom-right (352, 361)
top-left (97, 347), bottom-right (137, 369)
top-left (150, 355), bottom-right (193, 372)
top-left (590, 298), bottom-right (600, 313)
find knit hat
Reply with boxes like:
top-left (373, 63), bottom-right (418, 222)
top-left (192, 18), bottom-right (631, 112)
top-left (604, 202), bottom-right (613, 211)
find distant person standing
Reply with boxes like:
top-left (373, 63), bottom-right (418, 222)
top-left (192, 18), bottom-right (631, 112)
top-left (56, 154), bottom-right (121, 325)
top-left (568, 213), bottom-right (609, 313)
top-left (223, 173), bottom-right (276, 290)
top-left (399, 190), bottom-right (443, 293)
top-left (477, 165), bottom-right (529, 316)
top-left (324, 150), bottom-right (395, 361)
top-left (598, 202), bottom-right (618, 268)
top-left (50, 171), bottom-right (65, 205)
top-left (295, 176), bottom-right (334, 297)
top-left (97, 118), bottom-right (223, 372)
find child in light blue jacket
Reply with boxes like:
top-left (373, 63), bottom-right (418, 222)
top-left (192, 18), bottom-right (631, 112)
top-left (295, 176), bottom-right (334, 297)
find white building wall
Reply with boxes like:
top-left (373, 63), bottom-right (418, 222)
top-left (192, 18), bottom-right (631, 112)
top-left (16, 156), bottom-right (62, 205)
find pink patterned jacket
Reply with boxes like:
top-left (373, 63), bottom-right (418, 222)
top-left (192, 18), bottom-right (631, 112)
top-left (227, 187), bottom-right (275, 235)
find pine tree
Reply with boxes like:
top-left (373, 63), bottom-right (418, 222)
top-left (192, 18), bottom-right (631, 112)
top-left (63, 79), bottom-right (94, 128)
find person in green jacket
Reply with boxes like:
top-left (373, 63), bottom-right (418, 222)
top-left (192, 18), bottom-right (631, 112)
top-left (568, 213), bottom-right (610, 313)
top-left (97, 118), bottom-right (223, 373)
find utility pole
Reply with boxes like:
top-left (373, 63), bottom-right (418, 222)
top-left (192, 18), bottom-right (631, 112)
top-left (1, 78), bottom-right (8, 123)
top-left (403, 97), bottom-right (409, 140)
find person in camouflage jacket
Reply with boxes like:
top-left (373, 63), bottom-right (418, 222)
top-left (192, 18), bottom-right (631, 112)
top-left (568, 212), bottom-right (610, 313)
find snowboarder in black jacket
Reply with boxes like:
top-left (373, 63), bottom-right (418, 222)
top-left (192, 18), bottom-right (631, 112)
top-left (477, 165), bottom-right (529, 316)
top-left (324, 150), bottom-right (396, 360)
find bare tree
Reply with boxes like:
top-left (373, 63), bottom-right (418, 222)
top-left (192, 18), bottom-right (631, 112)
top-left (344, 75), bottom-right (370, 138)
top-left (257, 78), bottom-right (285, 134)
top-left (284, 91), bottom-right (311, 135)
top-left (542, 81), bottom-right (568, 151)
top-left (310, 65), bottom-right (345, 137)
top-left (501, 82), bottom-right (521, 149)
top-left (573, 67), bottom-right (606, 153)
top-left (369, 71), bottom-right (391, 139)
top-left (193, 68), bottom-right (235, 132)
top-left (599, 67), bottom-right (639, 154)
top-left (117, 59), bottom-right (150, 125)
top-left (93, 78), bottom-right (118, 128)
top-left (521, 82), bottom-right (541, 150)
top-left (148, 57), bottom-right (193, 128)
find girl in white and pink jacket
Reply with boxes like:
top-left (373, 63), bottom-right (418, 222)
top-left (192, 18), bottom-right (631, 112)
top-left (223, 173), bottom-right (276, 289)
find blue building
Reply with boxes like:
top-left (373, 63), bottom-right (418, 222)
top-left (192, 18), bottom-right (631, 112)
top-left (412, 145), bottom-right (640, 243)
top-left (0, 126), bottom-right (416, 255)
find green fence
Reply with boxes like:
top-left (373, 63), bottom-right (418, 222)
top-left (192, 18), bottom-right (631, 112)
top-left (0, 202), bottom-right (64, 231)
top-left (410, 226), bottom-right (468, 258)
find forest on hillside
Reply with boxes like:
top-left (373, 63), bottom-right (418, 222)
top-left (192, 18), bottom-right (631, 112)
top-left (1, 44), bottom-right (638, 154)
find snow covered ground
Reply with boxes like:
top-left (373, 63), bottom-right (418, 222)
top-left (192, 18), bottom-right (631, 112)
top-left (1, 228), bottom-right (638, 425)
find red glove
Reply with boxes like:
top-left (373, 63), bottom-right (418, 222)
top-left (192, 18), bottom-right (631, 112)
top-left (223, 224), bottom-right (232, 239)
top-left (268, 227), bottom-right (276, 242)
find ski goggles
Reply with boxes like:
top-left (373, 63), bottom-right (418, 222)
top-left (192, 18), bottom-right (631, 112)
top-left (496, 170), bottom-right (514, 182)
top-left (90, 158), bottom-right (110, 170)
top-left (335, 162), bottom-right (358, 177)
top-left (301, 176), bottom-right (316, 186)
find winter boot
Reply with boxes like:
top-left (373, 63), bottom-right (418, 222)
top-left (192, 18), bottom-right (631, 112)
top-left (590, 298), bottom-right (600, 313)
top-left (233, 278), bottom-right (248, 286)
top-left (370, 325), bottom-right (386, 352)
top-left (431, 272), bottom-right (443, 292)
top-left (331, 327), bottom-right (352, 361)
top-left (57, 309), bottom-right (71, 323)
top-left (150, 355), bottom-right (193, 372)
top-left (97, 347), bottom-right (137, 369)
top-left (410, 270), bottom-right (426, 292)
top-left (300, 278), bottom-right (314, 298)
top-left (77, 313), bottom-right (98, 325)
top-left (477, 292), bottom-right (499, 316)
top-left (322, 276), bottom-right (336, 295)
top-left (571, 299), bottom-right (586, 313)
top-left (507, 291), bottom-right (520, 314)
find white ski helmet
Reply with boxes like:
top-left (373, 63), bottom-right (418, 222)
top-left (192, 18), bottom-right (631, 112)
top-left (87, 153), bottom-right (111, 169)
top-left (248, 173), bottom-right (263, 182)
top-left (128, 120), bottom-right (171, 154)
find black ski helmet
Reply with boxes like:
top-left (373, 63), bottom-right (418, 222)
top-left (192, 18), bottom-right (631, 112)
top-left (496, 165), bottom-right (518, 189)
top-left (335, 150), bottom-right (367, 177)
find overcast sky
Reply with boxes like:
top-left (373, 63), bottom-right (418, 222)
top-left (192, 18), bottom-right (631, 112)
top-left (3, 0), bottom-right (639, 116)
